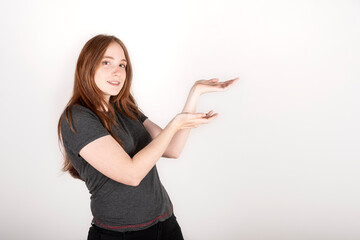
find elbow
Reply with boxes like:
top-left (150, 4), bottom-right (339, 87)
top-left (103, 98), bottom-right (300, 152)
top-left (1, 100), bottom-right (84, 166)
top-left (171, 151), bottom-right (181, 159)
top-left (113, 159), bottom-right (144, 187)
top-left (164, 153), bottom-right (180, 159)
top-left (128, 179), bottom-right (141, 187)
top-left (163, 150), bottom-right (181, 159)
top-left (122, 177), bottom-right (141, 187)
top-left (116, 172), bottom-right (142, 187)
top-left (123, 161), bottom-right (143, 187)
top-left (128, 172), bottom-right (143, 187)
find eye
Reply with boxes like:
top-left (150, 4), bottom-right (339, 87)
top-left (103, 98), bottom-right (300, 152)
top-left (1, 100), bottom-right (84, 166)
top-left (102, 61), bottom-right (110, 65)
top-left (120, 64), bottom-right (126, 68)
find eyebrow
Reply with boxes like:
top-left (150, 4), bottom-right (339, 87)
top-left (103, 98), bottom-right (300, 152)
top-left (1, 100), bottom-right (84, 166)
top-left (103, 56), bottom-right (127, 62)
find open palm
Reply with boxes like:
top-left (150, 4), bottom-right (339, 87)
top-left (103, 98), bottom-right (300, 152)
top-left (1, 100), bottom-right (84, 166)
top-left (194, 77), bottom-right (239, 95)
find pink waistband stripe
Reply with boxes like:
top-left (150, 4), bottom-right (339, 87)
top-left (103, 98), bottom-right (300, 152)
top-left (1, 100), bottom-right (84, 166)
top-left (93, 207), bottom-right (173, 230)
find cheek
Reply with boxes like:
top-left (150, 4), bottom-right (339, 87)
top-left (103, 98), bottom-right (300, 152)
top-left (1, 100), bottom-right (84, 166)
top-left (94, 72), bottom-right (106, 89)
top-left (94, 69), bottom-right (107, 81)
top-left (94, 74), bottom-right (101, 86)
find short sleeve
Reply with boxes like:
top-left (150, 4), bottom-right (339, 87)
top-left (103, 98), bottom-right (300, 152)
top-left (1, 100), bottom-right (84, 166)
top-left (139, 111), bottom-right (148, 123)
top-left (60, 105), bottom-right (110, 156)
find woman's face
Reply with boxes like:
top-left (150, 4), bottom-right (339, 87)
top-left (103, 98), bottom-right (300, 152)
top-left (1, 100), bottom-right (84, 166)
top-left (94, 42), bottom-right (127, 103)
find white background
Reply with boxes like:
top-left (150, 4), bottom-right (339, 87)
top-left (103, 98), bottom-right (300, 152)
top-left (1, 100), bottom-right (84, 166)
top-left (0, 0), bottom-right (359, 239)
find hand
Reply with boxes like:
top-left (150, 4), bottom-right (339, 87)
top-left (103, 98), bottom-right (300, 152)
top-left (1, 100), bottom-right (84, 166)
top-left (193, 77), bottom-right (239, 95)
top-left (170, 110), bottom-right (218, 131)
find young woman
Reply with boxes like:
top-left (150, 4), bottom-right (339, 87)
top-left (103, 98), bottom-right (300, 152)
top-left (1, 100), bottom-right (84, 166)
top-left (58, 34), bottom-right (238, 240)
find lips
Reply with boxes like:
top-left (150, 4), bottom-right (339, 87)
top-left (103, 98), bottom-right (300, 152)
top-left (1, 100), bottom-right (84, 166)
top-left (107, 81), bottom-right (121, 86)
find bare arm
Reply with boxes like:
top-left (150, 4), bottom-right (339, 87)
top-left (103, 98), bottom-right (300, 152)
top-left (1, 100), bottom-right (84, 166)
top-left (79, 112), bottom-right (217, 186)
top-left (144, 78), bottom-right (238, 158)
top-left (165, 86), bottom-right (200, 158)
top-left (143, 86), bottom-right (201, 158)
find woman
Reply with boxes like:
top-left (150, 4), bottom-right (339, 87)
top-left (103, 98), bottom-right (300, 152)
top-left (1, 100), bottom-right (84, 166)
top-left (58, 34), bottom-right (238, 240)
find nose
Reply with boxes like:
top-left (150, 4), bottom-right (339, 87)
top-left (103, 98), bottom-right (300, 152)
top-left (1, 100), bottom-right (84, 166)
top-left (112, 66), bottom-right (122, 76)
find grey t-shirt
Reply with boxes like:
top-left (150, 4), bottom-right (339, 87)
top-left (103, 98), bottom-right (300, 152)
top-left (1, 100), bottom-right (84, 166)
top-left (60, 105), bottom-right (173, 232)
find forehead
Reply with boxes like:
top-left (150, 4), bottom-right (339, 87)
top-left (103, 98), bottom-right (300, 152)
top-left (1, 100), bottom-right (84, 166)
top-left (103, 42), bottom-right (126, 59)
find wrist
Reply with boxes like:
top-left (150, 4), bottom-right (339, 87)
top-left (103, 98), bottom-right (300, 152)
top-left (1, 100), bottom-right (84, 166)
top-left (166, 118), bottom-right (180, 133)
top-left (190, 84), bottom-right (202, 96)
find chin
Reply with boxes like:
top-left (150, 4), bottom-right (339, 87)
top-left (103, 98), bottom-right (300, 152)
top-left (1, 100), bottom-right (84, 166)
top-left (111, 90), bottom-right (122, 97)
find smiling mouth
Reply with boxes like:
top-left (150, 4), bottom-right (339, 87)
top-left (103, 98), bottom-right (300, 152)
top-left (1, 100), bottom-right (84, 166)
top-left (107, 81), bottom-right (121, 86)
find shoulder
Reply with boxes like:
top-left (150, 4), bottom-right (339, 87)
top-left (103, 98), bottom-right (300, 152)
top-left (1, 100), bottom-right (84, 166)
top-left (60, 105), bottom-right (102, 133)
top-left (138, 110), bottom-right (148, 123)
top-left (60, 105), bottom-right (109, 151)
top-left (67, 104), bottom-right (98, 118)
top-left (61, 105), bottom-right (97, 122)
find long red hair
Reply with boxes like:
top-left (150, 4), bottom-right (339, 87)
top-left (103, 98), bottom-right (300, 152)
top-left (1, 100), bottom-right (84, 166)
top-left (57, 34), bottom-right (142, 180)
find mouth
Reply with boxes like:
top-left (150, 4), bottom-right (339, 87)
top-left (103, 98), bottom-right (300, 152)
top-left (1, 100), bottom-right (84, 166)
top-left (107, 81), bottom-right (121, 86)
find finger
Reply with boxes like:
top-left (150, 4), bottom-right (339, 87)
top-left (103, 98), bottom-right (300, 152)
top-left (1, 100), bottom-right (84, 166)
top-left (221, 78), bottom-right (238, 85)
top-left (212, 113), bottom-right (219, 119)
top-left (198, 113), bottom-right (207, 118)
top-left (225, 78), bottom-right (239, 85)
top-left (201, 110), bottom-right (214, 119)
top-left (209, 78), bottom-right (219, 82)
top-left (209, 112), bottom-right (218, 118)
top-left (230, 78), bottom-right (239, 84)
top-left (203, 112), bottom-right (218, 120)
top-left (206, 110), bottom-right (214, 115)
top-left (213, 78), bottom-right (238, 84)
top-left (187, 113), bottom-right (218, 128)
top-left (219, 79), bottom-right (238, 90)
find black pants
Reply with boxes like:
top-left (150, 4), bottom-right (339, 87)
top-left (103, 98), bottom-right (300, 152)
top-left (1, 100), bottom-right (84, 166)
top-left (87, 215), bottom-right (184, 240)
